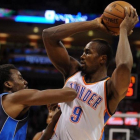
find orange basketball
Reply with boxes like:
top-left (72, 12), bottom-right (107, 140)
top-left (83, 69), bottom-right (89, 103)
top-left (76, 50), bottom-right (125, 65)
top-left (102, 1), bottom-right (133, 35)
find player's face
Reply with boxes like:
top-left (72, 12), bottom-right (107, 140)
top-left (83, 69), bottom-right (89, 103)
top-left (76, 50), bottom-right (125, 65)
top-left (80, 42), bottom-right (101, 74)
top-left (9, 69), bottom-right (28, 92)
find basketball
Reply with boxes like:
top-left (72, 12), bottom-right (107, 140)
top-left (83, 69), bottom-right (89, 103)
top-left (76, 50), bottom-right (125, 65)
top-left (102, 1), bottom-right (133, 35)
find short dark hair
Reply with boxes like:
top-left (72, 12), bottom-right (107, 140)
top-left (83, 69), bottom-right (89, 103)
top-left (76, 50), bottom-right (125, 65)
top-left (91, 39), bottom-right (113, 67)
top-left (0, 64), bottom-right (17, 93)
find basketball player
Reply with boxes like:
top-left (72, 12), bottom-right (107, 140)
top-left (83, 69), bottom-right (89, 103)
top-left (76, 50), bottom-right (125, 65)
top-left (39, 108), bottom-right (61, 140)
top-left (42, 7), bottom-right (138, 140)
top-left (33, 105), bottom-right (60, 140)
top-left (0, 64), bottom-right (77, 140)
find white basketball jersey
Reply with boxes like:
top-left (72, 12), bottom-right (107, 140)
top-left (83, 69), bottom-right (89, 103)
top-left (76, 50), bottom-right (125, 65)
top-left (51, 71), bottom-right (111, 140)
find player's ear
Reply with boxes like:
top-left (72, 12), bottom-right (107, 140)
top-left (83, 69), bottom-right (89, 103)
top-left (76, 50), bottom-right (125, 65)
top-left (4, 81), bottom-right (14, 89)
top-left (100, 55), bottom-right (107, 65)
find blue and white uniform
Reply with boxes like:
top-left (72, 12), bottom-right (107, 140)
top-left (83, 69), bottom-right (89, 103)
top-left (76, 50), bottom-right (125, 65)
top-left (0, 93), bottom-right (29, 140)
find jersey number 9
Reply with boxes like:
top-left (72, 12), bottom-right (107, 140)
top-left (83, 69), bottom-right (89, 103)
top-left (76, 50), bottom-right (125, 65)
top-left (70, 106), bottom-right (83, 123)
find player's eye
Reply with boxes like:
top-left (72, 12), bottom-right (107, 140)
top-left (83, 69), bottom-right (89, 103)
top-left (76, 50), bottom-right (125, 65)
top-left (85, 50), bottom-right (89, 54)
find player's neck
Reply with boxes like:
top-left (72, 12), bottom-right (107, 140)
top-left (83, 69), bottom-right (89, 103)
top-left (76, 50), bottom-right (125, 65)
top-left (3, 89), bottom-right (12, 94)
top-left (85, 68), bottom-right (107, 83)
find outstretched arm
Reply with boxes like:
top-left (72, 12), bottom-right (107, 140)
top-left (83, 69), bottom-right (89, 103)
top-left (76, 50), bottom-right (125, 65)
top-left (39, 109), bottom-right (61, 140)
top-left (6, 87), bottom-right (77, 106)
top-left (107, 7), bottom-right (139, 113)
top-left (3, 87), bottom-right (76, 118)
top-left (42, 16), bottom-right (110, 77)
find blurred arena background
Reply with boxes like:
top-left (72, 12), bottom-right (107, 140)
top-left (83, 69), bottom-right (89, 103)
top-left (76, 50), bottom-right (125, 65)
top-left (0, 0), bottom-right (140, 139)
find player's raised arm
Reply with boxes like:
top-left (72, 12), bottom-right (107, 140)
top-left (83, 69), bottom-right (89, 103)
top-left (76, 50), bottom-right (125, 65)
top-left (107, 7), bottom-right (139, 113)
top-left (42, 17), bottom-right (109, 77)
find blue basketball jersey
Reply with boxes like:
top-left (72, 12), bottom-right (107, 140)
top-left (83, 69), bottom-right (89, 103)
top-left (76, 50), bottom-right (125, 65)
top-left (0, 93), bottom-right (29, 140)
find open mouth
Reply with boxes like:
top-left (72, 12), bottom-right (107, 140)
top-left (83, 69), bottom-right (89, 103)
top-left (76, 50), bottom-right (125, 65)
top-left (81, 63), bottom-right (85, 66)
top-left (80, 62), bottom-right (86, 68)
top-left (80, 60), bottom-right (85, 64)
top-left (80, 61), bottom-right (85, 65)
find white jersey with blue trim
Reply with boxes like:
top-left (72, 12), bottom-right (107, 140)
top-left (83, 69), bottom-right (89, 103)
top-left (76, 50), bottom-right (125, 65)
top-left (52, 71), bottom-right (111, 140)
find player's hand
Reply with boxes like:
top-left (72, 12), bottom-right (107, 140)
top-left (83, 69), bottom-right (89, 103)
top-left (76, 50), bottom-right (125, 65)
top-left (93, 15), bottom-right (116, 36)
top-left (51, 109), bottom-right (61, 123)
top-left (47, 103), bottom-right (58, 111)
top-left (120, 7), bottom-right (139, 35)
top-left (47, 107), bottom-right (60, 124)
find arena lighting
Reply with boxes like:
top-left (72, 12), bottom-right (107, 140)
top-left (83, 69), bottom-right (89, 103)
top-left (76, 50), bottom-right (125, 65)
top-left (15, 11), bottom-right (88, 24)
top-left (44, 10), bottom-right (55, 23)
top-left (62, 37), bottom-right (74, 48)
top-left (107, 111), bottom-right (140, 127)
top-left (88, 30), bottom-right (94, 36)
top-left (107, 111), bottom-right (123, 125)
top-left (27, 35), bottom-right (40, 40)
top-left (33, 27), bottom-right (39, 33)
top-left (0, 33), bottom-right (9, 44)
top-left (0, 8), bottom-right (15, 17)
top-left (15, 15), bottom-right (55, 24)
top-left (0, 33), bottom-right (9, 37)
top-left (14, 11), bottom-right (140, 26)
top-left (113, 113), bottom-right (140, 118)
top-left (54, 12), bottom-right (88, 23)
top-left (0, 8), bottom-right (140, 26)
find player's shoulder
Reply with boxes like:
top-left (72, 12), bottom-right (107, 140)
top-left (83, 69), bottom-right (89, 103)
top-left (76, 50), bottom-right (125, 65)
top-left (65, 71), bottom-right (82, 81)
